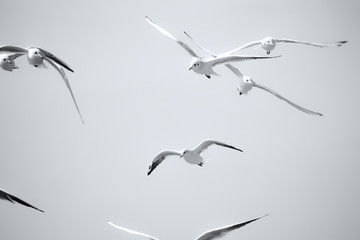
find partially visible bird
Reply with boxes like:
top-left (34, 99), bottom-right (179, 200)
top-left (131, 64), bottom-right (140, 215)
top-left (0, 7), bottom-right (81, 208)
top-left (108, 214), bottom-right (268, 240)
top-left (0, 52), bottom-right (25, 71)
top-left (148, 140), bottom-right (243, 175)
top-left (0, 188), bottom-right (44, 213)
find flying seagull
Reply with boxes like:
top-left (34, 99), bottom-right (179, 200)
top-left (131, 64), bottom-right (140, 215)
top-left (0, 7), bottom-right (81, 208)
top-left (145, 17), bottom-right (280, 79)
top-left (108, 214), bottom-right (268, 240)
top-left (223, 37), bottom-right (347, 55)
top-left (148, 139), bottom-right (243, 175)
top-left (0, 188), bottom-right (44, 213)
top-left (0, 52), bottom-right (25, 71)
top-left (0, 45), bottom-right (84, 123)
top-left (184, 31), bottom-right (323, 116)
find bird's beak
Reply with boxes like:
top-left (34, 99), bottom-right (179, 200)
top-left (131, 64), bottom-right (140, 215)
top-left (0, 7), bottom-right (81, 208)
top-left (6, 60), bottom-right (11, 63)
top-left (180, 154), bottom-right (183, 158)
top-left (189, 67), bottom-right (193, 71)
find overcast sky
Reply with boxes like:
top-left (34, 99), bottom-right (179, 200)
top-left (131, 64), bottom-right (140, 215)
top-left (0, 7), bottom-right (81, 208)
top-left (0, 0), bottom-right (359, 240)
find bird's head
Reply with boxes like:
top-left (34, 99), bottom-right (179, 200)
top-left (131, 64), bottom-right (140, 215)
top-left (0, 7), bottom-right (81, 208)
top-left (237, 76), bottom-right (254, 95)
top-left (189, 58), bottom-right (202, 72)
top-left (0, 56), bottom-right (9, 65)
top-left (27, 48), bottom-right (44, 62)
top-left (180, 149), bottom-right (189, 158)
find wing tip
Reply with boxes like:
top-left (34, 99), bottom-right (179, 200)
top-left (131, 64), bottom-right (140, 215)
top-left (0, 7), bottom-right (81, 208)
top-left (147, 165), bottom-right (153, 175)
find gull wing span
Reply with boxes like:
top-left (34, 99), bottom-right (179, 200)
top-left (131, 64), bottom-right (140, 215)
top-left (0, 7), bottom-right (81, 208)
top-left (0, 45), bottom-right (28, 53)
top-left (253, 82), bottom-right (323, 116)
top-left (39, 52), bottom-right (84, 123)
top-left (223, 40), bottom-right (262, 56)
top-left (145, 16), bottom-right (199, 58)
top-left (108, 221), bottom-right (160, 240)
top-left (39, 48), bottom-right (74, 72)
top-left (275, 38), bottom-right (347, 48)
top-left (195, 214), bottom-right (269, 240)
top-left (0, 188), bottom-right (44, 213)
top-left (193, 140), bottom-right (243, 156)
top-left (209, 55), bottom-right (281, 67)
top-left (148, 150), bottom-right (181, 175)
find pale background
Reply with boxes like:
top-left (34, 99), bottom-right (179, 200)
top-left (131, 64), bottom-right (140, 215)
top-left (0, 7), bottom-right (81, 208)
top-left (0, 0), bottom-right (359, 240)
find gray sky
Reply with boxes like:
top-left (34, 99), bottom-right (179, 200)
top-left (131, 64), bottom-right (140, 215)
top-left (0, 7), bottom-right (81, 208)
top-left (0, 0), bottom-right (359, 239)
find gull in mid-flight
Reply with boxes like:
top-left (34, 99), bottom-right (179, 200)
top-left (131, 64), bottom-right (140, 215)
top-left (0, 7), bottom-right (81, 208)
top-left (145, 17), bottom-right (281, 79)
top-left (0, 188), bottom-right (44, 212)
top-left (0, 52), bottom-right (25, 71)
top-left (108, 214), bottom-right (268, 240)
top-left (224, 37), bottom-right (347, 55)
top-left (147, 139), bottom-right (243, 175)
top-left (184, 32), bottom-right (323, 116)
top-left (0, 45), bottom-right (84, 123)
top-left (235, 70), bottom-right (323, 116)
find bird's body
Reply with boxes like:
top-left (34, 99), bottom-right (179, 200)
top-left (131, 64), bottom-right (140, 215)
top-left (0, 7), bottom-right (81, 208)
top-left (147, 140), bottom-right (243, 175)
top-left (0, 188), bottom-right (44, 213)
top-left (145, 17), bottom-right (280, 79)
top-left (108, 214), bottom-right (268, 240)
top-left (225, 37), bottom-right (347, 55)
top-left (0, 53), bottom-right (25, 71)
top-left (182, 149), bottom-right (205, 165)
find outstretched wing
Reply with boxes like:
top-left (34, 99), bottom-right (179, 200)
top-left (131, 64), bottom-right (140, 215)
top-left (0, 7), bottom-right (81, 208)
top-left (193, 140), bottom-right (243, 156)
top-left (253, 82), bottom-right (323, 116)
top-left (195, 214), bottom-right (269, 240)
top-left (39, 48), bottom-right (74, 72)
top-left (0, 189), bottom-right (44, 213)
top-left (222, 40), bottom-right (262, 56)
top-left (208, 55), bottom-right (281, 67)
top-left (39, 52), bottom-right (84, 123)
top-left (145, 17), bottom-right (199, 58)
top-left (275, 38), bottom-right (347, 48)
top-left (183, 31), bottom-right (217, 57)
top-left (225, 64), bottom-right (244, 78)
top-left (0, 45), bottom-right (28, 53)
top-left (148, 150), bottom-right (181, 175)
top-left (108, 221), bottom-right (160, 240)
top-left (7, 53), bottom-right (26, 61)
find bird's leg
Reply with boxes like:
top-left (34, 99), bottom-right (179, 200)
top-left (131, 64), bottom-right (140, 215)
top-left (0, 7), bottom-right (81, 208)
top-left (34, 65), bottom-right (38, 68)
top-left (198, 162), bottom-right (203, 167)
top-left (267, 51), bottom-right (270, 55)
top-left (205, 74), bottom-right (211, 79)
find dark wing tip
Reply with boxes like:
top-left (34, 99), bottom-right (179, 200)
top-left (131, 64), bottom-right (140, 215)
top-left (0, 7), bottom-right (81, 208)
top-left (147, 165), bottom-right (153, 175)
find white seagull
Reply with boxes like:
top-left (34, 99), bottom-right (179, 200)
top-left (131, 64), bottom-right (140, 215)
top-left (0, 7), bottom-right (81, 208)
top-left (0, 45), bottom-right (84, 123)
top-left (0, 188), bottom-right (44, 212)
top-left (184, 32), bottom-right (323, 116)
top-left (0, 52), bottom-right (25, 71)
top-left (224, 37), bottom-right (347, 55)
top-left (145, 17), bottom-right (281, 79)
top-left (108, 214), bottom-right (268, 240)
top-left (147, 140), bottom-right (243, 175)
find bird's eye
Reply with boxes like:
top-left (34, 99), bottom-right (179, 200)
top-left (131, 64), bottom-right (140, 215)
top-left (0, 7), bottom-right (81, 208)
top-left (3, 58), bottom-right (6, 61)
